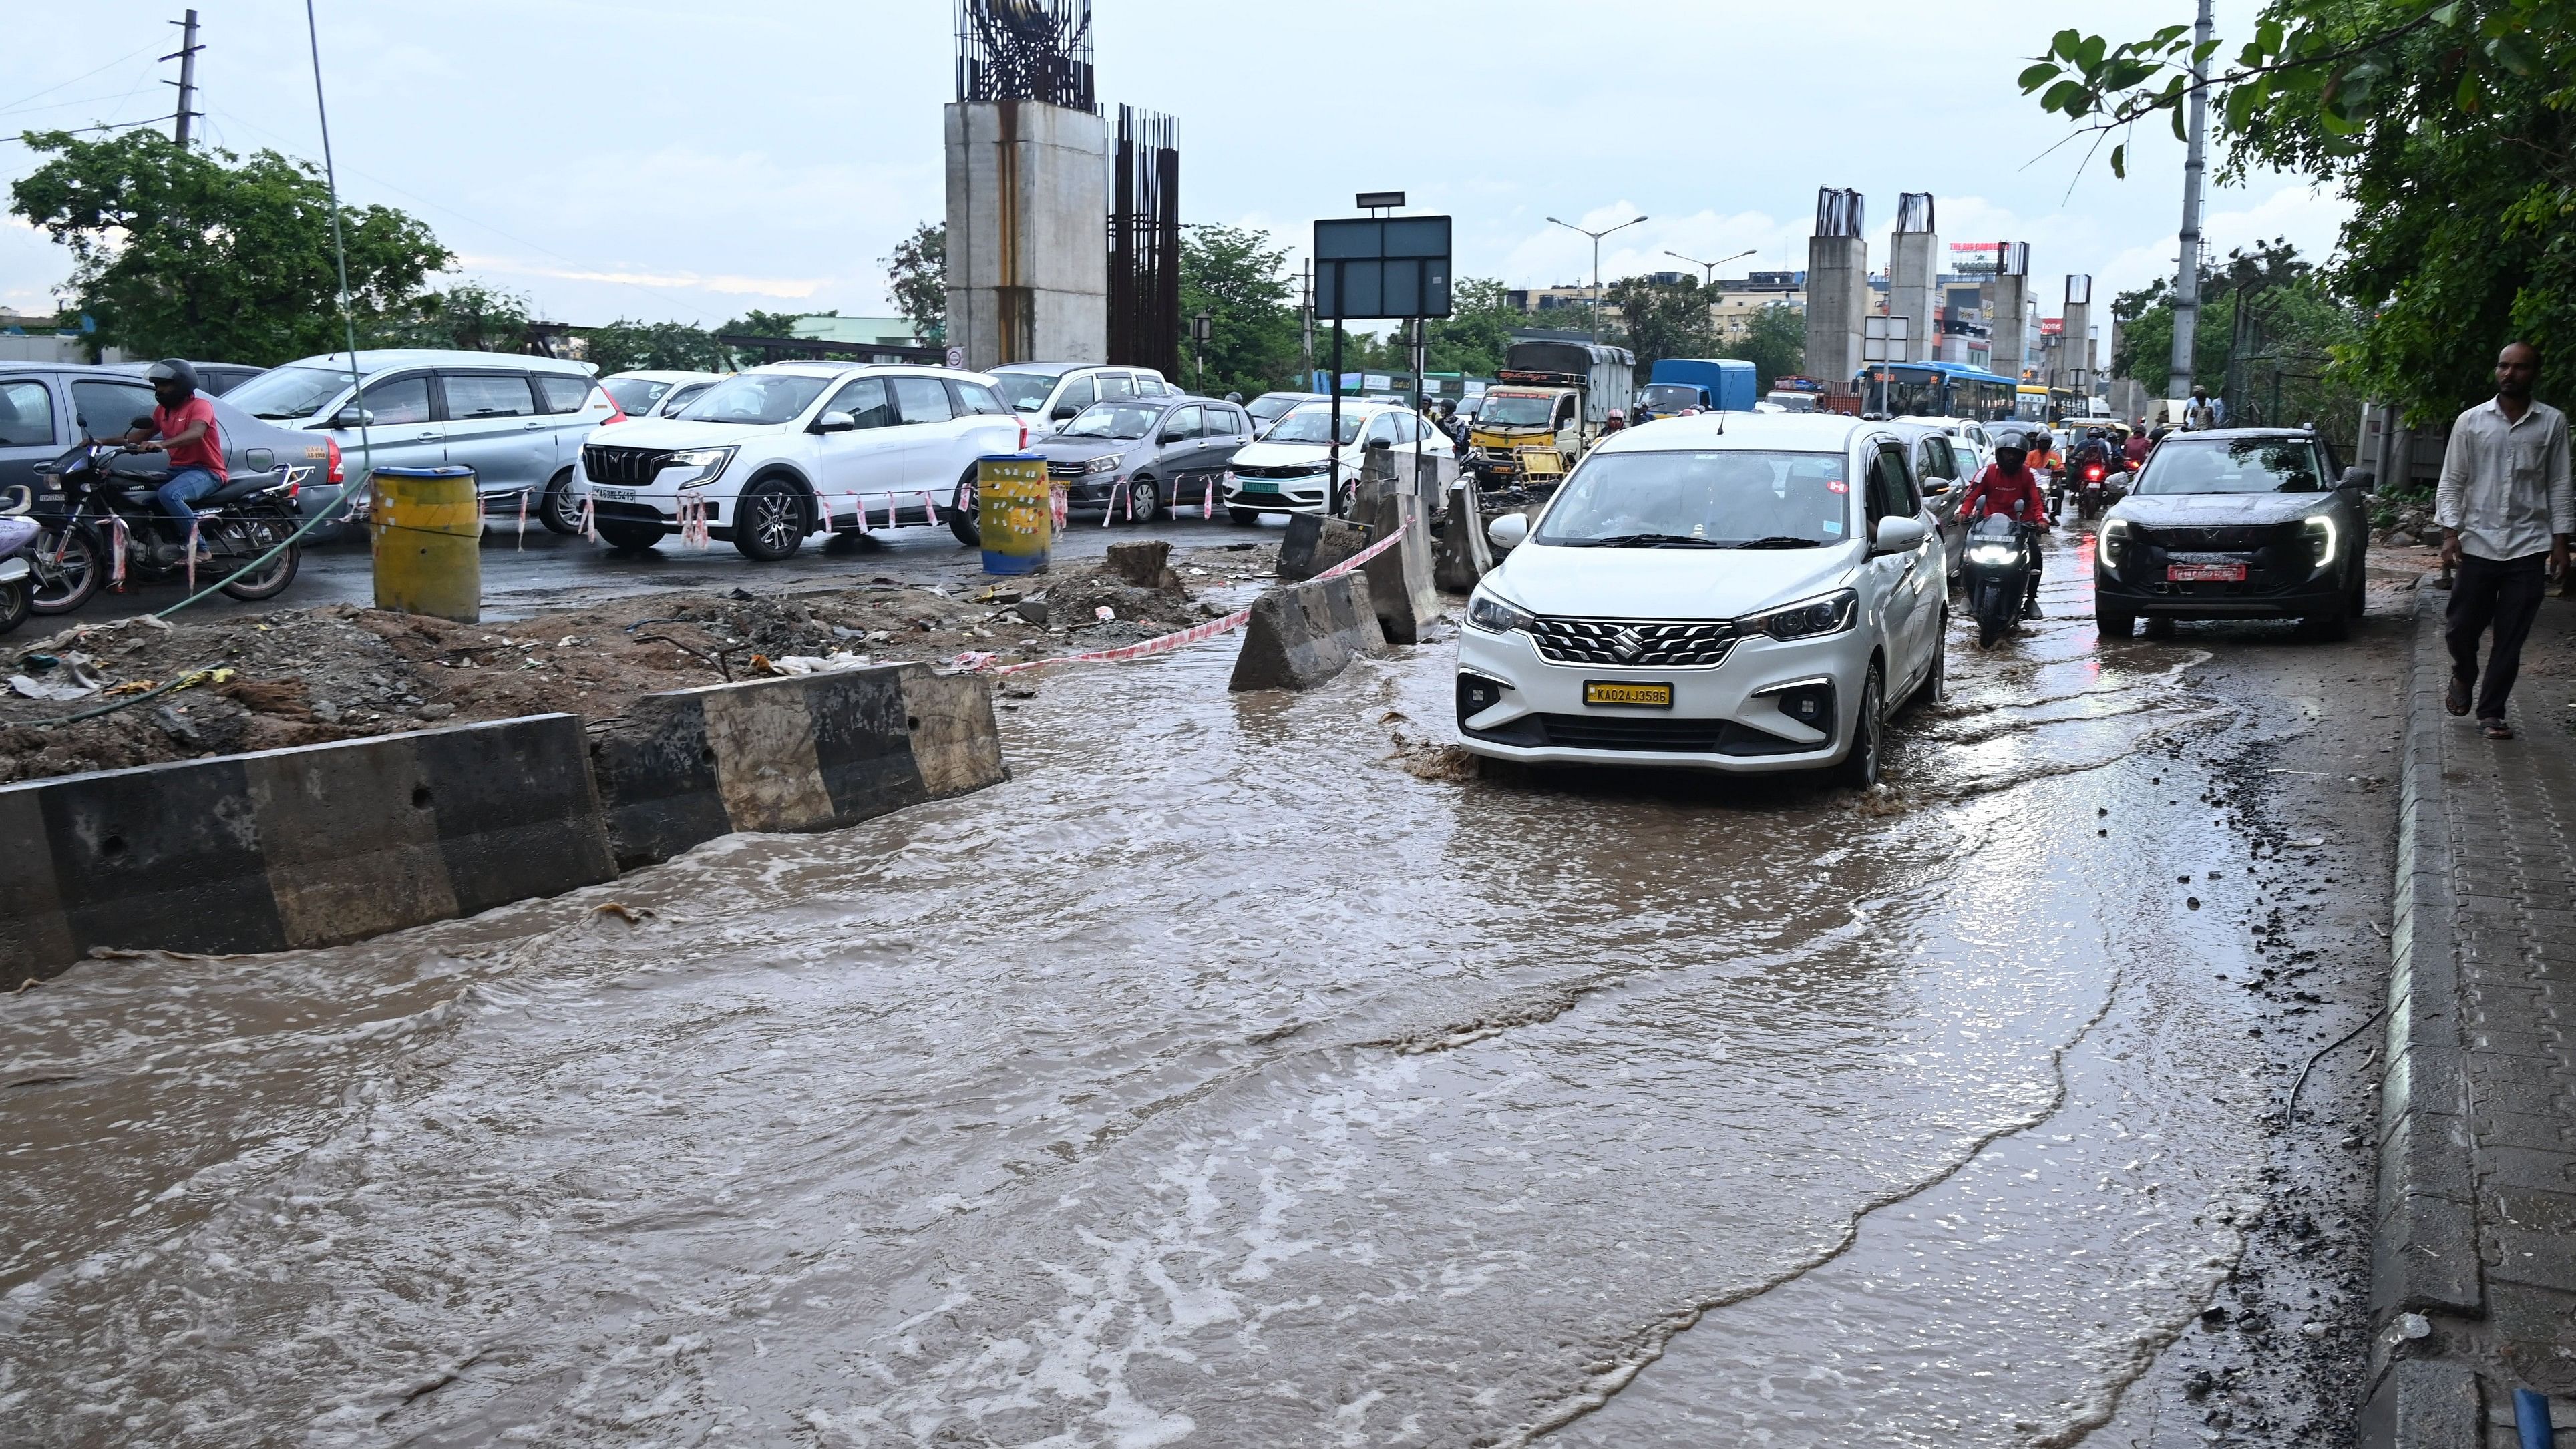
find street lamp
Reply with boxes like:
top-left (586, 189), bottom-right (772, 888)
top-left (1664, 248), bottom-right (1755, 287)
top-left (1545, 213), bottom-right (1647, 344)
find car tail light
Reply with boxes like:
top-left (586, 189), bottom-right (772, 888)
top-left (325, 433), bottom-right (343, 485)
top-left (1017, 417), bottom-right (1030, 451)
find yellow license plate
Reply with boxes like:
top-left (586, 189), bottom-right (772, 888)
top-left (1584, 681), bottom-right (1672, 708)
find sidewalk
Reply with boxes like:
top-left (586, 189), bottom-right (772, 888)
top-left (2371, 580), bottom-right (2576, 1447)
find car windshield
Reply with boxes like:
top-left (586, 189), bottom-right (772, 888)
top-left (1477, 395), bottom-right (1556, 427)
top-left (603, 377), bottom-right (670, 414)
top-left (1639, 384), bottom-right (1700, 412)
top-left (1766, 393), bottom-right (1817, 413)
top-left (1536, 449), bottom-right (1853, 548)
top-left (990, 369), bottom-right (1061, 412)
top-left (1247, 395), bottom-right (1305, 423)
top-left (675, 372), bottom-right (832, 425)
top-left (224, 365), bottom-right (347, 420)
top-left (1264, 403), bottom-right (1365, 445)
top-left (2134, 437), bottom-right (2326, 495)
top-left (1062, 401), bottom-right (1159, 440)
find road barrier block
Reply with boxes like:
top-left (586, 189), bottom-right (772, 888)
top-left (0, 715), bottom-right (614, 982)
top-left (1433, 481), bottom-right (1494, 592)
top-left (1278, 514), bottom-right (1372, 582)
top-left (1362, 492), bottom-right (1443, 644)
top-left (1228, 574), bottom-right (1389, 692)
top-left (590, 662), bottom-right (1006, 869)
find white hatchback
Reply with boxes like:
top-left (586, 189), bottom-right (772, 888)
top-left (576, 361), bottom-right (1025, 558)
top-left (1455, 413), bottom-right (1948, 786)
top-left (1218, 399), bottom-right (1453, 522)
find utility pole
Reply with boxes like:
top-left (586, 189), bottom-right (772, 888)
top-left (1299, 260), bottom-right (1314, 389)
top-left (2167, 0), bottom-right (2213, 403)
top-left (166, 10), bottom-right (204, 148)
top-left (1547, 214), bottom-right (1647, 345)
top-left (1664, 248), bottom-right (1755, 288)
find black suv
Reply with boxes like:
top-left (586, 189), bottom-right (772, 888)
top-left (2094, 428), bottom-right (2372, 640)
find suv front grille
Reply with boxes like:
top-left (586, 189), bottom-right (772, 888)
top-left (1529, 616), bottom-right (1738, 668)
top-left (2132, 523), bottom-right (2295, 552)
top-left (582, 445), bottom-right (673, 486)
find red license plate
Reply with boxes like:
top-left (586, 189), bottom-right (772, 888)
top-left (2167, 562), bottom-right (2247, 582)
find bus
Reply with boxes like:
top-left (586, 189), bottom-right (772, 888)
top-left (1858, 361), bottom-right (2022, 423)
top-left (2015, 384), bottom-right (2052, 423)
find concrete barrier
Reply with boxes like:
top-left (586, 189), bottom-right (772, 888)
top-left (589, 662), bottom-right (1007, 869)
top-left (0, 714), bottom-right (615, 982)
top-left (1433, 481), bottom-right (1494, 592)
top-left (1277, 513), bottom-right (1372, 582)
top-left (1228, 573), bottom-right (1389, 692)
top-left (1362, 492), bottom-right (1443, 645)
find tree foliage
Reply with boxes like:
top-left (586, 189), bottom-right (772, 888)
top-left (2020, 1), bottom-right (2576, 421)
top-left (1600, 276), bottom-right (1720, 378)
top-left (1177, 224), bottom-right (1298, 397)
top-left (2110, 241), bottom-right (2367, 442)
top-left (367, 281), bottom-right (532, 353)
top-left (1427, 278), bottom-right (1523, 379)
top-left (881, 222), bottom-right (946, 346)
top-left (9, 129), bottom-right (450, 365)
top-left (580, 320), bottom-right (729, 377)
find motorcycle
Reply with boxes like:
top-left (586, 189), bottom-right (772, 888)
top-left (1962, 506), bottom-right (2042, 649)
top-left (2076, 459), bottom-right (2110, 520)
top-left (27, 441), bottom-right (308, 615)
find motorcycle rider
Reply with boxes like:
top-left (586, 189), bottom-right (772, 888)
top-left (118, 359), bottom-right (224, 563)
top-left (1960, 428), bottom-right (2052, 617)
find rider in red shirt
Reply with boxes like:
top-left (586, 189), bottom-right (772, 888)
top-left (1960, 431), bottom-right (2051, 617)
top-left (120, 359), bottom-right (225, 561)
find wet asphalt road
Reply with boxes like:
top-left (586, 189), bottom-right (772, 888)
top-left (0, 529), bottom-right (2406, 1446)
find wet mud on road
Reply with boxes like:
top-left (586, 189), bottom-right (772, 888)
top-left (0, 530), bottom-right (2410, 1446)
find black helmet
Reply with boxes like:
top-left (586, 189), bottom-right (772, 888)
top-left (146, 358), bottom-right (200, 395)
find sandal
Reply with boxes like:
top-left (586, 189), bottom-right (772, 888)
top-left (2445, 678), bottom-right (2471, 716)
top-left (2480, 718), bottom-right (2515, 741)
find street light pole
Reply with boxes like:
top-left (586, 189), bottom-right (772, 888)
top-left (1663, 247), bottom-right (1755, 287)
top-left (1547, 214), bottom-right (1646, 344)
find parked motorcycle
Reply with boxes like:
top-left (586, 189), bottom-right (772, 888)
top-left (29, 441), bottom-right (307, 615)
top-left (0, 515), bottom-right (37, 635)
top-left (1962, 507), bottom-right (2042, 648)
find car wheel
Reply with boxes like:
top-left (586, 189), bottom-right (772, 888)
top-left (1833, 662), bottom-right (1886, 789)
top-left (949, 467), bottom-right (982, 548)
top-left (1912, 611), bottom-right (1947, 707)
top-left (1127, 474), bottom-right (1162, 524)
top-left (538, 469), bottom-right (582, 536)
top-left (733, 475), bottom-right (808, 561)
top-left (2306, 598), bottom-right (2352, 642)
top-left (2346, 564), bottom-right (2366, 620)
top-left (2095, 602), bottom-right (2135, 639)
top-left (596, 518), bottom-right (663, 552)
top-left (2142, 615), bottom-right (2176, 639)
top-left (1228, 507), bottom-right (1263, 526)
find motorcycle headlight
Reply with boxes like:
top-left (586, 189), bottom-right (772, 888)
top-left (1085, 455), bottom-right (1121, 474)
top-left (2101, 518), bottom-right (2129, 568)
top-left (1744, 588), bottom-right (1858, 641)
top-left (660, 446), bottom-right (735, 489)
top-left (2303, 514), bottom-right (2336, 569)
top-left (1968, 544), bottom-right (2018, 565)
top-left (1466, 588), bottom-right (1536, 635)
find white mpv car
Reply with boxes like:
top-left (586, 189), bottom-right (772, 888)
top-left (1455, 413), bottom-right (1948, 787)
top-left (576, 361), bottom-right (1023, 559)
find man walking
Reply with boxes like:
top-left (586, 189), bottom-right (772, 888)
top-left (2184, 385), bottom-right (2222, 430)
top-left (2438, 340), bottom-right (2574, 739)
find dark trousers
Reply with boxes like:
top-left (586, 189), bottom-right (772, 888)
top-left (2446, 550), bottom-right (2549, 720)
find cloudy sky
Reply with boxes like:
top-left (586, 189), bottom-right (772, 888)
top-left (7, 1), bottom-right (2346, 329)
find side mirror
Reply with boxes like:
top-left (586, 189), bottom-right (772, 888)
top-left (1922, 480), bottom-right (1952, 495)
top-left (333, 407), bottom-right (373, 429)
top-left (1367, 438), bottom-right (1393, 451)
top-left (2339, 466), bottom-right (2376, 493)
top-left (811, 411), bottom-right (857, 433)
top-left (1159, 429), bottom-right (1186, 445)
top-left (1051, 405), bottom-right (1079, 421)
top-left (1871, 516), bottom-right (1927, 554)
top-left (1487, 513), bottom-right (1530, 549)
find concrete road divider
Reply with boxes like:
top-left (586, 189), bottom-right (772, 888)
top-left (1228, 573), bottom-right (1389, 692)
top-left (0, 715), bottom-right (615, 981)
top-left (1278, 513), bottom-right (1372, 582)
top-left (590, 662), bottom-right (1007, 869)
top-left (1433, 481), bottom-right (1494, 592)
top-left (1362, 492), bottom-right (1443, 645)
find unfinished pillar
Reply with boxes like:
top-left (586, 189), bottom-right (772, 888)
top-left (945, 99), bottom-right (1108, 371)
top-left (2058, 275), bottom-right (2094, 397)
top-left (1889, 194), bottom-right (1939, 365)
top-left (1986, 243), bottom-right (2031, 380)
top-left (1805, 188), bottom-right (1869, 391)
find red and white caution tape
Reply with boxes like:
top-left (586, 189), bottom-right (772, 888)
top-left (105, 516), bottom-right (128, 588)
top-left (1051, 485), bottom-right (1069, 530)
top-left (1204, 471), bottom-right (1221, 520)
top-left (948, 518), bottom-right (1408, 677)
top-left (184, 515), bottom-right (200, 594)
top-left (579, 490), bottom-right (598, 542)
top-left (516, 487), bottom-right (530, 550)
top-left (679, 493), bottom-right (711, 549)
top-left (920, 491), bottom-right (938, 526)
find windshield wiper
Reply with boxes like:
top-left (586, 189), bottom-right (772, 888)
top-left (1728, 536), bottom-right (1825, 549)
top-left (1576, 532), bottom-right (1726, 548)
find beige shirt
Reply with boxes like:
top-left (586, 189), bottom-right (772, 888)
top-left (2437, 397), bottom-right (2575, 561)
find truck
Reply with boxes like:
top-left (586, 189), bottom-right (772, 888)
top-left (1634, 357), bottom-right (1756, 419)
top-left (1463, 338), bottom-right (1635, 488)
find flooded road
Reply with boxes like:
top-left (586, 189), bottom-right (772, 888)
top-left (0, 533), bottom-right (2390, 1446)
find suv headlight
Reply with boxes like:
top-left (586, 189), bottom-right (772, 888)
top-left (1084, 455), bottom-right (1121, 474)
top-left (1466, 588), bottom-right (1536, 635)
top-left (661, 446), bottom-right (735, 489)
top-left (2303, 515), bottom-right (2336, 569)
top-left (1743, 588), bottom-right (1858, 640)
top-left (2100, 517), bottom-right (2129, 569)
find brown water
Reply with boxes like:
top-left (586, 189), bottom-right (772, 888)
top-left (0, 538), bottom-right (2285, 1446)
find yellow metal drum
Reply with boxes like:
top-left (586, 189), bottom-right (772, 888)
top-left (977, 453), bottom-right (1052, 576)
top-left (369, 465), bottom-right (482, 623)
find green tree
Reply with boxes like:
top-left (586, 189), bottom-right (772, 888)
top-left (9, 129), bottom-right (449, 365)
top-left (2021, 3), bottom-right (2576, 421)
top-left (1177, 223), bottom-right (1298, 397)
top-left (580, 320), bottom-right (728, 377)
top-left (1602, 275), bottom-right (1719, 377)
top-left (882, 222), bottom-right (946, 347)
top-left (369, 281), bottom-right (532, 353)
top-left (1735, 302), bottom-right (1806, 391)
top-left (1427, 278), bottom-right (1521, 378)
top-left (2111, 242), bottom-right (2366, 440)
top-left (716, 308), bottom-right (823, 341)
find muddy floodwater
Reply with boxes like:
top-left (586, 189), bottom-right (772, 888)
top-left (1, 538), bottom-right (2343, 1446)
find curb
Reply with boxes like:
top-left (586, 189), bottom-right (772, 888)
top-left (2360, 580), bottom-right (2485, 1448)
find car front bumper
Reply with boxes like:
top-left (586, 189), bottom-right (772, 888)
top-left (1222, 472), bottom-right (1330, 514)
top-left (2096, 557), bottom-right (2344, 618)
top-left (1453, 621), bottom-right (1872, 774)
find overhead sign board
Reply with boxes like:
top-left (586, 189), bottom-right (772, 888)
top-left (1355, 190), bottom-right (1407, 210)
top-left (1314, 215), bottom-right (1453, 320)
top-left (1862, 313), bottom-right (1911, 363)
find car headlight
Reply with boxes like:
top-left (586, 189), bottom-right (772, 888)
top-left (1085, 455), bottom-right (1121, 474)
top-left (2101, 517), bottom-right (2129, 568)
top-left (660, 446), bottom-right (735, 489)
top-left (2303, 514), bottom-right (2336, 568)
top-left (1466, 588), bottom-right (1536, 635)
top-left (1743, 588), bottom-right (1858, 640)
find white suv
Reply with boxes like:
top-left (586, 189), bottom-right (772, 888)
top-left (576, 361), bottom-right (1024, 559)
top-left (1455, 412), bottom-right (1947, 787)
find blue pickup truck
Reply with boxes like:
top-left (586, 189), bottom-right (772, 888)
top-left (1634, 357), bottom-right (1757, 420)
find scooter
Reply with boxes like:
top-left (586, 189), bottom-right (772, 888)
top-left (29, 441), bottom-right (308, 615)
top-left (0, 515), bottom-right (37, 635)
top-left (1962, 505), bottom-right (2042, 649)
